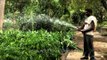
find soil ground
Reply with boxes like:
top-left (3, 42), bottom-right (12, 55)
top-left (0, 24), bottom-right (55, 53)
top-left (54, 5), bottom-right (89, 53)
top-left (61, 31), bottom-right (107, 60)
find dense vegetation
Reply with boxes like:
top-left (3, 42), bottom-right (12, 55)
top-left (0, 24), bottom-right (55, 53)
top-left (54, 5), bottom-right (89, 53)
top-left (5, 0), bottom-right (107, 24)
top-left (0, 29), bottom-right (76, 60)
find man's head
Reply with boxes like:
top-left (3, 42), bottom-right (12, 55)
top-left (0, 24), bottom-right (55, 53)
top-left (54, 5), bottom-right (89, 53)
top-left (85, 9), bottom-right (92, 16)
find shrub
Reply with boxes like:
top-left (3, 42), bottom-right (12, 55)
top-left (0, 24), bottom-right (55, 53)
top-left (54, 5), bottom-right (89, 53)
top-left (0, 29), bottom-right (76, 60)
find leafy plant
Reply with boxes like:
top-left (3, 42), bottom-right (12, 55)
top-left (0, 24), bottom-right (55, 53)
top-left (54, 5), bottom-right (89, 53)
top-left (0, 29), bottom-right (76, 60)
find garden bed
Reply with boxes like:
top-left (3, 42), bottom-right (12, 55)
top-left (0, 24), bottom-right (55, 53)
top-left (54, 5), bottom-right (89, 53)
top-left (0, 29), bottom-right (77, 60)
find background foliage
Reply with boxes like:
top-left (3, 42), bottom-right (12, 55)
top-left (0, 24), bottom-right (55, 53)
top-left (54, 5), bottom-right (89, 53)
top-left (5, 0), bottom-right (107, 24)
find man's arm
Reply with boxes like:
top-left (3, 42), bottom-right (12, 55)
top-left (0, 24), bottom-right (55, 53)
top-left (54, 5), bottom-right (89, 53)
top-left (81, 21), bottom-right (95, 33)
top-left (78, 23), bottom-right (85, 31)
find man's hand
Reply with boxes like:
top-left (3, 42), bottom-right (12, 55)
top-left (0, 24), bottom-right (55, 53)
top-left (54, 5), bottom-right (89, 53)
top-left (77, 28), bottom-right (81, 31)
top-left (80, 30), bottom-right (85, 33)
top-left (80, 29), bottom-right (84, 32)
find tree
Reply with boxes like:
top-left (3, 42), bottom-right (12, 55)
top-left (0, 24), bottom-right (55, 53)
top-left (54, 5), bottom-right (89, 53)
top-left (0, 0), bottom-right (5, 30)
top-left (101, 0), bottom-right (107, 10)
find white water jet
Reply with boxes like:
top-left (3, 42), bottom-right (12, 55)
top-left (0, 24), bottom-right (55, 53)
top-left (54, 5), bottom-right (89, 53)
top-left (36, 14), bottom-right (78, 30)
top-left (50, 18), bottom-right (78, 30)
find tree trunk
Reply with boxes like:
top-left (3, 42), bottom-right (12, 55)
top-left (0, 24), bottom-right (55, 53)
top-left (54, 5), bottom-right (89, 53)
top-left (0, 0), bottom-right (5, 30)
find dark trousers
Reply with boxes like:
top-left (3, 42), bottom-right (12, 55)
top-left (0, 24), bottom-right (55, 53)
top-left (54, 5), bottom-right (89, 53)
top-left (83, 34), bottom-right (95, 59)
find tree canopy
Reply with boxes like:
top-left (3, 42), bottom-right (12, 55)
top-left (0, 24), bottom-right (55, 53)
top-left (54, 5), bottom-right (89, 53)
top-left (5, 0), bottom-right (107, 24)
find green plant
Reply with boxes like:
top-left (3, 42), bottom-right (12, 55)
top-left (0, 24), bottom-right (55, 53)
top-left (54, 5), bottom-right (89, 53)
top-left (0, 29), bottom-right (76, 60)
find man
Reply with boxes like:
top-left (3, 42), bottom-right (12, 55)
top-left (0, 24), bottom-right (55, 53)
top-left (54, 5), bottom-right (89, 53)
top-left (78, 9), bottom-right (97, 60)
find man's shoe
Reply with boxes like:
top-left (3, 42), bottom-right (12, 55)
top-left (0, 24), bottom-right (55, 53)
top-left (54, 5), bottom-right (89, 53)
top-left (90, 57), bottom-right (96, 60)
top-left (81, 57), bottom-right (88, 60)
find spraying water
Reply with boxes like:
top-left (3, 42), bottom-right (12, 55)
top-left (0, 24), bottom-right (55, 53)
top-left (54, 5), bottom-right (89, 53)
top-left (36, 14), bottom-right (78, 30)
top-left (50, 18), bottom-right (78, 30)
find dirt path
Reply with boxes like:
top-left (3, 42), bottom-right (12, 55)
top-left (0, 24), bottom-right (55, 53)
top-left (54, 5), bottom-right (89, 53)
top-left (61, 31), bottom-right (107, 60)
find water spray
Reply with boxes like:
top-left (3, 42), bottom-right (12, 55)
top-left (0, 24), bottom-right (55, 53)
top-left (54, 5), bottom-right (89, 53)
top-left (50, 19), bottom-right (78, 30)
top-left (36, 14), bottom-right (78, 30)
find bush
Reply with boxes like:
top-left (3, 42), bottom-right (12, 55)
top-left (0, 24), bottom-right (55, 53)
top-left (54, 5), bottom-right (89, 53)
top-left (72, 10), bottom-right (85, 25)
top-left (0, 29), bottom-right (76, 60)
